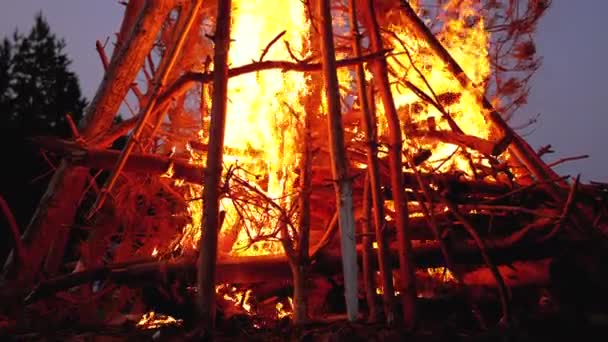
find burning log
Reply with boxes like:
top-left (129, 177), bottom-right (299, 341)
top-left (406, 129), bottom-right (498, 157)
top-left (30, 137), bottom-right (204, 183)
top-left (19, 236), bottom-right (572, 307)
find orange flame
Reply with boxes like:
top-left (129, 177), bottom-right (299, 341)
top-left (385, 0), bottom-right (493, 175)
top-left (136, 311), bottom-right (183, 330)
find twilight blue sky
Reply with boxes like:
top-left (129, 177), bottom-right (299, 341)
top-left (1, 1), bottom-right (607, 181)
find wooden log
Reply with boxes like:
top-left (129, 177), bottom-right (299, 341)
top-left (406, 129), bottom-right (497, 156)
top-left (319, 0), bottom-right (359, 321)
top-left (18, 236), bottom-right (570, 307)
top-left (35, 137), bottom-right (556, 207)
top-left (31, 137), bottom-right (205, 184)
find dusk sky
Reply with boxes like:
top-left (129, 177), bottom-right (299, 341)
top-left (1, 1), bottom-right (607, 182)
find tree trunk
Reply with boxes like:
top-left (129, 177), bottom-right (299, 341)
top-left (361, 0), bottom-right (417, 330)
top-left (348, 0), bottom-right (396, 325)
top-left (318, 0), bottom-right (359, 322)
top-left (197, 0), bottom-right (232, 331)
top-left (1, 0), bottom-right (176, 286)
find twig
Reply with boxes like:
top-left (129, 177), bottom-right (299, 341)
top-left (388, 30), bottom-right (462, 134)
top-left (537, 144), bottom-right (553, 157)
top-left (65, 114), bottom-right (84, 143)
top-left (547, 155), bottom-right (589, 168)
top-left (482, 175), bottom-right (570, 204)
top-left (443, 199), bottom-right (512, 325)
top-left (541, 175), bottom-right (580, 240)
top-left (0, 195), bottom-right (27, 268)
top-left (284, 41), bottom-right (310, 63)
top-left (258, 30), bottom-right (286, 62)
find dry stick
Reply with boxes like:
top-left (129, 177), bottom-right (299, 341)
top-left (547, 155), bottom-right (589, 168)
top-left (348, 0), bottom-right (396, 324)
top-left (361, 174), bottom-right (380, 322)
top-left (362, 0), bottom-right (417, 328)
top-left (310, 211), bottom-right (339, 259)
top-left (259, 30), bottom-right (286, 62)
top-left (319, 0), bottom-right (359, 322)
top-left (406, 161), bottom-right (488, 330)
top-left (88, 2), bottom-right (204, 218)
top-left (0, 196), bottom-right (26, 268)
top-left (541, 175), bottom-right (580, 241)
top-left (197, 0), bottom-right (231, 331)
top-left (443, 199), bottom-right (512, 325)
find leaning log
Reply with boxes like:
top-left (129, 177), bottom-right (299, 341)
top-left (31, 137), bottom-right (205, 183)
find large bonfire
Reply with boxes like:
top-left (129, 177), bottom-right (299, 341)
top-left (5, 0), bottom-right (608, 338)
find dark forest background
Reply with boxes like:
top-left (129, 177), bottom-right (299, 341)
top-left (0, 13), bottom-right (87, 262)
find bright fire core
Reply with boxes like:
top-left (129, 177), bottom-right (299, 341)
top-left (174, 0), bottom-right (495, 257)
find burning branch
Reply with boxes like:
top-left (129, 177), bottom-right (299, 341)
top-left (30, 137), bottom-right (205, 184)
top-left (155, 50), bottom-right (392, 113)
top-left (258, 30), bottom-right (287, 62)
top-left (349, 0), bottom-right (396, 324)
top-left (198, 0), bottom-right (232, 331)
top-left (362, 0), bottom-right (417, 328)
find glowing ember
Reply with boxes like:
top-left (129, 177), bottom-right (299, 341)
top-left (276, 297), bottom-right (293, 319)
top-left (136, 311), bottom-right (183, 330)
top-left (426, 267), bottom-right (456, 283)
top-left (216, 284), bottom-right (255, 314)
